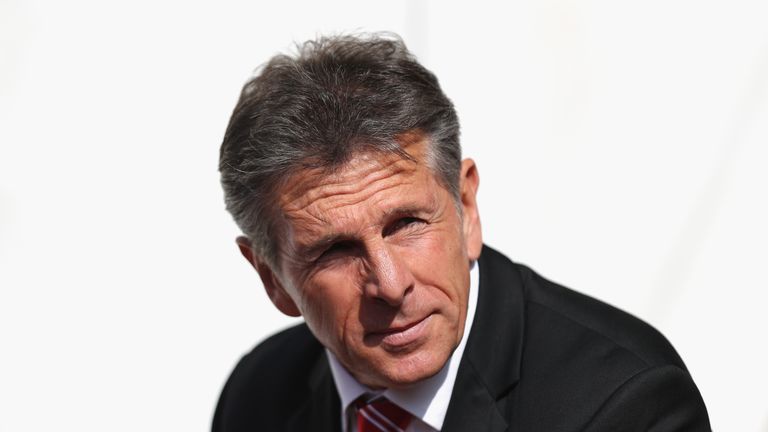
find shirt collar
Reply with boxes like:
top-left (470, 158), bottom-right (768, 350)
top-left (327, 261), bottom-right (480, 431)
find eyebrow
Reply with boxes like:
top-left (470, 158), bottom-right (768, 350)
top-left (382, 204), bottom-right (431, 220)
top-left (295, 203), bottom-right (437, 259)
top-left (296, 233), bottom-right (354, 260)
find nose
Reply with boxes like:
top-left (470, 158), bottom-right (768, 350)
top-left (363, 243), bottom-right (414, 306)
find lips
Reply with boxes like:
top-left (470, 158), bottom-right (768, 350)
top-left (366, 314), bottom-right (433, 350)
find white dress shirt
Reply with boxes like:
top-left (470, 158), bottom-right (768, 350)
top-left (327, 262), bottom-right (480, 432)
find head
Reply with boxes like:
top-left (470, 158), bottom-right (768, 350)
top-left (219, 33), bottom-right (482, 388)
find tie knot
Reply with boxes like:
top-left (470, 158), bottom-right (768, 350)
top-left (356, 396), bottom-right (413, 432)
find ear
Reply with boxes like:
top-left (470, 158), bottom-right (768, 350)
top-left (458, 159), bottom-right (482, 261)
top-left (236, 236), bottom-right (302, 317)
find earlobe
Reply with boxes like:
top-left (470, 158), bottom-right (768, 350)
top-left (459, 159), bottom-right (483, 260)
top-left (235, 236), bottom-right (302, 317)
top-left (254, 261), bottom-right (302, 317)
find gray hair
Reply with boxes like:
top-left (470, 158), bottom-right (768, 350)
top-left (219, 33), bottom-right (461, 269)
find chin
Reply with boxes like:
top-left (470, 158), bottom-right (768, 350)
top-left (375, 348), bottom-right (450, 389)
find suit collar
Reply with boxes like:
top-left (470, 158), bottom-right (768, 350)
top-left (467, 245), bottom-right (525, 395)
top-left (442, 245), bottom-right (526, 432)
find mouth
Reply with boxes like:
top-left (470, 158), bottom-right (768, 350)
top-left (366, 314), bottom-right (433, 351)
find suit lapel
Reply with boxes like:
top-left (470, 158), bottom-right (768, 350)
top-left (285, 351), bottom-right (341, 432)
top-left (442, 246), bottom-right (526, 432)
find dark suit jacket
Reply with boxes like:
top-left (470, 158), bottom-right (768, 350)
top-left (213, 245), bottom-right (711, 431)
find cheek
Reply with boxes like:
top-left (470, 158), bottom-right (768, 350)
top-left (408, 236), bottom-right (468, 302)
top-left (412, 222), bottom-right (466, 266)
top-left (299, 272), bottom-right (363, 345)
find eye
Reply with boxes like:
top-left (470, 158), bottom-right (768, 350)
top-left (317, 240), bottom-right (357, 261)
top-left (383, 217), bottom-right (425, 237)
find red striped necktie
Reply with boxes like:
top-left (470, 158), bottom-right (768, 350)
top-left (356, 396), bottom-right (413, 432)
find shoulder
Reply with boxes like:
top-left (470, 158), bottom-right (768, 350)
top-left (212, 323), bottom-right (324, 431)
top-left (517, 262), bottom-right (686, 369)
top-left (478, 246), bottom-right (710, 429)
top-left (480, 245), bottom-right (684, 370)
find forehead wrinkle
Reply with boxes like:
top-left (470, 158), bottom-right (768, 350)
top-left (280, 154), bottom-right (416, 213)
top-left (287, 179), bottom-right (403, 247)
top-left (314, 179), bottom-right (411, 217)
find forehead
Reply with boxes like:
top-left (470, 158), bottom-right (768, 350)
top-left (278, 138), bottom-right (434, 215)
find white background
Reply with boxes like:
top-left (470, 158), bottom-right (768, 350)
top-left (1, 1), bottom-right (767, 430)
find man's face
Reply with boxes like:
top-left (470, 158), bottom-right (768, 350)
top-left (243, 136), bottom-right (482, 389)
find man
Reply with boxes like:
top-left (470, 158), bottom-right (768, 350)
top-left (213, 34), bottom-right (710, 431)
